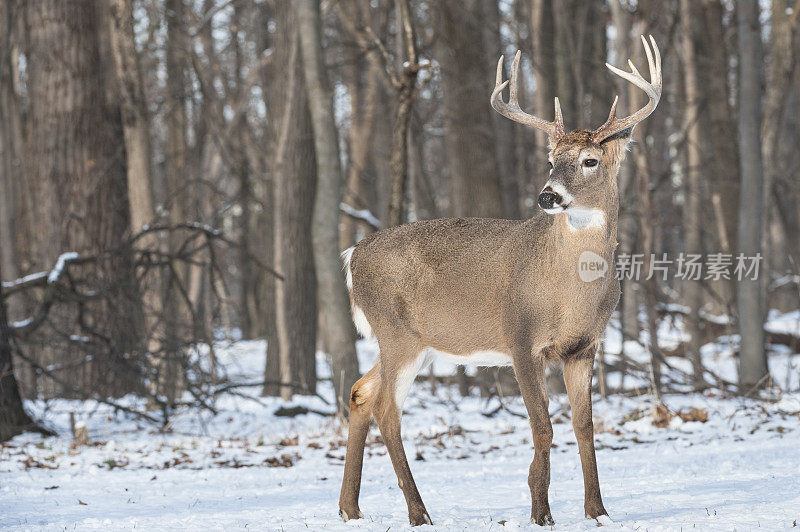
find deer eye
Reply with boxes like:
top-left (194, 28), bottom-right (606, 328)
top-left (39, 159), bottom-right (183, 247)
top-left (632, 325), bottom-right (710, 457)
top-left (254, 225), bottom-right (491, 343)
top-left (583, 158), bottom-right (599, 168)
top-left (547, 161), bottom-right (553, 170)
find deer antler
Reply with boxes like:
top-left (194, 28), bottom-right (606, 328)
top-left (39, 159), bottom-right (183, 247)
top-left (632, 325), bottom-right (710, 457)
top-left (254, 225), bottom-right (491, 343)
top-left (591, 35), bottom-right (662, 144)
top-left (491, 50), bottom-right (565, 141)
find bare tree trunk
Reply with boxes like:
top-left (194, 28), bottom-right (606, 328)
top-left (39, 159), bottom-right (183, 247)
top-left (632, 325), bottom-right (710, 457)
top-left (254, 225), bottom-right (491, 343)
top-left (231, 2), bottom-right (256, 340)
top-left (0, 0), bottom-right (22, 281)
top-left (387, 0), bottom-right (421, 228)
top-left (529, 0), bottom-right (556, 193)
top-left (485, 0), bottom-right (521, 220)
top-left (24, 0), bottom-right (137, 396)
top-left (699, 0), bottom-right (740, 254)
top-left (736, 0), bottom-right (768, 391)
top-left (106, 0), bottom-right (168, 384)
top-left (763, 1), bottom-right (800, 268)
top-left (339, 3), bottom-right (381, 247)
top-left (296, 0), bottom-right (361, 416)
top-left (0, 250), bottom-right (44, 441)
top-left (680, 0), bottom-right (706, 388)
top-left (161, 0), bottom-right (190, 401)
top-left (438, 0), bottom-right (502, 219)
top-left (269, 1), bottom-right (318, 399)
top-left (387, 79), bottom-right (416, 227)
top-left (609, 0), bottom-right (640, 370)
top-left (106, 0), bottom-right (155, 235)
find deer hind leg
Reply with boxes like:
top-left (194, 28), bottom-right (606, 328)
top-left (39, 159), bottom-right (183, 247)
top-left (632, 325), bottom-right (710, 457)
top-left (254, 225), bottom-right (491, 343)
top-left (512, 352), bottom-right (554, 526)
top-left (563, 353), bottom-right (608, 520)
top-left (339, 363), bottom-right (380, 521)
top-left (374, 348), bottom-right (432, 526)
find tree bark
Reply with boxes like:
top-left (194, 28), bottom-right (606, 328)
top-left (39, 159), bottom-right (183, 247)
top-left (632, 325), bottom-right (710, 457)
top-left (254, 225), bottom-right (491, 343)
top-left (438, 0), bottom-right (503, 218)
top-left (268, 1), bottom-right (318, 399)
top-left (296, 0), bottom-right (361, 416)
top-left (736, 0), bottom-right (768, 391)
top-left (0, 248), bottom-right (43, 441)
top-left (105, 0), bottom-right (167, 383)
top-left (24, 0), bottom-right (137, 396)
top-left (387, 0), bottom-right (421, 228)
top-left (339, 2), bottom-right (381, 247)
top-left (231, 2), bottom-right (257, 340)
top-left (609, 1), bottom-right (640, 371)
top-left (529, 0), bottom-right (556, 193)
top-left (485, 0), bottom-right (521, 220)
top-left (698, 0), bottom-right (740, 252)
top-left (680, 0), bottom-right (706, 388)
top-left (0, 0), bottom-right (22, 281)
top-left (161, 0), bottom-right (189, 400)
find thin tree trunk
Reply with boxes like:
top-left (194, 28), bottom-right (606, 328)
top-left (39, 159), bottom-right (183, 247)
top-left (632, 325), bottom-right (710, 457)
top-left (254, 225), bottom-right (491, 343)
top-left (609, 1), bottom-right (640, 366)
top-left (106, 0), bottom-right (166, 380)
top-left (736, 0), bottom-right (768, 391)
top-left (339, 5), bottom-right (381, 247)
top-left (529, 0), bottom-right (555, 193)
top-left (680, 0), bottom-right (706, 388)
top-left (763, 2), bottom-right (800, 268)
top-left (0, 0), bottom-right (22, 282)
top-left (699, 0), bottom-right (740, 254)
top-left (485, 0), bottom-right (520, 220)
top-left (296, 0), bottom-right (361, 416)
top-left (161, 0), bottom-right (190, 401)
top-left (387, 0), bottom-right (420, 228)
top-left (270, 2), bottom-right (319, 399)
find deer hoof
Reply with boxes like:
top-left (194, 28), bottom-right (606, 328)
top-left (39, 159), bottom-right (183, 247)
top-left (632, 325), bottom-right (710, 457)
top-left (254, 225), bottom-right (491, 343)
top-left (339, 508), bottom-right (363, 521)
top-left (585, 501), bottom-right (608, 520)
top-left (408, 511), bottom-right (432, 526)
top-left (594, 514), bottom-right (614, 526)
top-left (532, 513), bottom-right (555, 526)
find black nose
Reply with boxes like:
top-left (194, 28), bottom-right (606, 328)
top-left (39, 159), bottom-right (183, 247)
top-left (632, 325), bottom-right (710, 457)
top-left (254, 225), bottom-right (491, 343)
top-left (538, 191), bottom-right (562, 210)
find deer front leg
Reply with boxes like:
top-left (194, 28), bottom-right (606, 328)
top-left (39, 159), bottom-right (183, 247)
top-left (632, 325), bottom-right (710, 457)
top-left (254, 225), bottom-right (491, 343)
top-left (512, 354), bottom-right (554, 526)
top-left (563, 354), bottom-right (608, 520)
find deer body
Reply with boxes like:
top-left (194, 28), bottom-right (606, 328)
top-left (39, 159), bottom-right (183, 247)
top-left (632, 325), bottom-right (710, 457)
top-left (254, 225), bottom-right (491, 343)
top-left (338, 37), bottom-right (661, 526)
top-left (346, 209), bottom-right (619, 366)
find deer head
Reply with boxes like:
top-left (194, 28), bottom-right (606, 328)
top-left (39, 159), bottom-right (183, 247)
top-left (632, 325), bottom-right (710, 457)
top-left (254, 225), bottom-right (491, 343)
top-left (491, 35), bottom-right (662, 230)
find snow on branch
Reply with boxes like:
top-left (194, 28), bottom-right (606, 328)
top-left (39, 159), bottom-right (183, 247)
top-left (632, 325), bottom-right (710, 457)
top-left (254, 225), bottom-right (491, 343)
top-left (1, 252), bottom-right (80, 298)
top-left (1, 271), bottom-right (48, 296)
top-left (48, 252), bottom-right (79, 283)
top-left (340, 202), bottom-right (382, 230)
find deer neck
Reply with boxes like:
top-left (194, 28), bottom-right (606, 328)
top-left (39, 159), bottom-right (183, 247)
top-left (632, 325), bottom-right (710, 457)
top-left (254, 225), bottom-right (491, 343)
top-left (540, 192), bottom-right (619, 275)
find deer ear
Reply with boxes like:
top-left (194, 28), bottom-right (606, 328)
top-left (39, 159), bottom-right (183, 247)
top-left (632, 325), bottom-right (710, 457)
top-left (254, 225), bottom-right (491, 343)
top-left (599, 127), bottom-right (633, 144)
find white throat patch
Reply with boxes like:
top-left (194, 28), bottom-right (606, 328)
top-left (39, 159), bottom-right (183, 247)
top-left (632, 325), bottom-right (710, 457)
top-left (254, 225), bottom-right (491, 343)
top-left (565, 206), bottom-right (606, 231)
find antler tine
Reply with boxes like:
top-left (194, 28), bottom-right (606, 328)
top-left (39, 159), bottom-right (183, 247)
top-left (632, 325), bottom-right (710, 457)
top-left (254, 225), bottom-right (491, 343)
top-left (509, 50), bottom-right (521, 106)
top-left (553, 97), bottom-right (565, 138)
top-left (495, 55), bottom-right (505, 88)
top-left (641, 35), bottom-right (655, 82)
top-left (490, 50), bottom-right (565, 141)
top-left (591, 35), bottom-right (662, 143)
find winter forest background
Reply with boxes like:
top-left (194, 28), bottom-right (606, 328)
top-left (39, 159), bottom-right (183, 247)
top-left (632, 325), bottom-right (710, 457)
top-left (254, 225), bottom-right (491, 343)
top-left (1, 0), bottom-right (800, 529)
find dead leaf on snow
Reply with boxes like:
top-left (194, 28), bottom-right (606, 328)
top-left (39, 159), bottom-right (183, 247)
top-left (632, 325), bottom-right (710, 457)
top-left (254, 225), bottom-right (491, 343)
top-left (277, 436), bottom-right (299, 447)
top-left (678, 407), bottom-right (709, 423)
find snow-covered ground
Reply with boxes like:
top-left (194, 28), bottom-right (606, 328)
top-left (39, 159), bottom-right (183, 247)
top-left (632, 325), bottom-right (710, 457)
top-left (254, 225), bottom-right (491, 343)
top-left (2, 317), bottom-right (800, 531)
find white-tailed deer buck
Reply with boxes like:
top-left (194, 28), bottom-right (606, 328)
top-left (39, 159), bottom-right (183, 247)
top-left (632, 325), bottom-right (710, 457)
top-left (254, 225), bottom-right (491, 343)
top-left (338, 36), bottom-right (661, 526)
